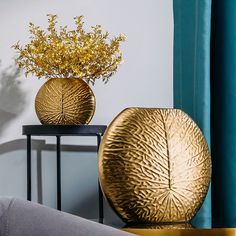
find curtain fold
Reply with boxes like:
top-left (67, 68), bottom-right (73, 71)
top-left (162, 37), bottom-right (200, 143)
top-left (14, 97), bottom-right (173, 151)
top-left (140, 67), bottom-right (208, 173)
top-left (174, 0), bottom-right (236, 227)
top-left (173, 0), bottom-right (212, 227)
top-left (211, 0), bottom-right (236, 227)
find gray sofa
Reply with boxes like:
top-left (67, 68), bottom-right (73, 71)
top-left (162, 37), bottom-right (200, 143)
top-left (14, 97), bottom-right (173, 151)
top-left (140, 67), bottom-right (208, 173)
top-left (0, 198), bottom-right (135, 236)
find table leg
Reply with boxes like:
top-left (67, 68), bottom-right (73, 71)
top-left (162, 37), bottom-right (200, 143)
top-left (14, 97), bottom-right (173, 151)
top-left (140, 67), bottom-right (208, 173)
top-left (97, 134), bottom-right (104, 223)
top-left (27, 135), bottom-right (31, 201)
top-left (56, 136), bottom-right (61, 211)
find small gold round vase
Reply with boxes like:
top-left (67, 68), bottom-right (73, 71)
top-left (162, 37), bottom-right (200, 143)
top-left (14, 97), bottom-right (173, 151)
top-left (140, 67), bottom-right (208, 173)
top-left (98, 108), bottom-right (211, 224)
top-left (35, 78), bottom-right (95, 125)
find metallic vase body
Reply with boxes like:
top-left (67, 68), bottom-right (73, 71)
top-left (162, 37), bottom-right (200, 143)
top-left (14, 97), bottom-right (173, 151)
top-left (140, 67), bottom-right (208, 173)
top-left (35, 78), bottom-right (95, 125)
top-left (98, 108), bottom-right (211, 224)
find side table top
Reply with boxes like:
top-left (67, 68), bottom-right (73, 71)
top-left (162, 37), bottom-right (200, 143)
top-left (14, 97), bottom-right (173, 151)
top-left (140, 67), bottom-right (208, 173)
top-left (22, 125), bottom-right (107, 136)
top-left (123, 228), bottom-right (236, 236)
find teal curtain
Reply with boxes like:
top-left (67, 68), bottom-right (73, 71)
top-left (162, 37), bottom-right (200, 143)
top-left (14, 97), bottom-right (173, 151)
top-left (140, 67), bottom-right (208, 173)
top-left (211, 0), bottom-right (236, 227)
top-left (174, 0), bottom-right (236, 227)
top-left (173, 0), bottom-right (212, 227)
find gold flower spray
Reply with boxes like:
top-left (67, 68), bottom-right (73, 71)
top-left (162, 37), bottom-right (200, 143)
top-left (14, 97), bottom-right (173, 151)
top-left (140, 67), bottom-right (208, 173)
top-left (13, 14), bottom-right (126, 85)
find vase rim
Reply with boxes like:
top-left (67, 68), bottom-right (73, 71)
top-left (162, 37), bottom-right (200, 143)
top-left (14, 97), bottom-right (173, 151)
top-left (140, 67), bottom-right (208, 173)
top-left (123, 107), bottom-right (183, 111)
top-left (48, 77), bottom-right (83, 79)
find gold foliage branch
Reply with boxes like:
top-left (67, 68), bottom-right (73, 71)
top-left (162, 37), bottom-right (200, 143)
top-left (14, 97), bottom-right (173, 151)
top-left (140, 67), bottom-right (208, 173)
top-left (12, 14), bottom-right (126, 84)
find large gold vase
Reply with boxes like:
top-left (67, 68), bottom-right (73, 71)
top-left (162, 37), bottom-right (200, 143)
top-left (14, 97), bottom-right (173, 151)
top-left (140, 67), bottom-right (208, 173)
top-left (35, 78), bottom-right (95, 125)
top-left (98, 108), bottom-right (211, 224)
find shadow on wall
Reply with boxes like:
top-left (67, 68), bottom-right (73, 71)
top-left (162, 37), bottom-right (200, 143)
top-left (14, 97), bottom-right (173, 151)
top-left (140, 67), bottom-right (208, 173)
top-left (0, 139), bottom-right (97, 202)
top-left (0, 138), bottom-right (122, 223)
top-left (0, 139), bottom-right (98, 216)
top-left (0, 61), bottom-right (26, 135)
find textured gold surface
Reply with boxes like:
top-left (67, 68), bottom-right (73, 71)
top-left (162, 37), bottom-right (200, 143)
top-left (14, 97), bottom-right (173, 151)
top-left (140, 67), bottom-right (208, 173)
top-left (35, 78), bottom-right (95, 125)
top-left (125, 223), bottom-right (193, 229)
top-left (123, 228), bottom-right (236, 236)
top-left (98, 108), bottom-right (211, 224)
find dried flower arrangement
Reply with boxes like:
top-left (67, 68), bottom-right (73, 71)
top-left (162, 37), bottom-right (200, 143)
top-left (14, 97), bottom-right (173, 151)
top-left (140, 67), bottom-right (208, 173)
top-left (13, 14), bottom-right (126, 84)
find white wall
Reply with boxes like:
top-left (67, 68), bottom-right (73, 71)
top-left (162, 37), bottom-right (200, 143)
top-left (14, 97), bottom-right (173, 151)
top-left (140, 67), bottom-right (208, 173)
top-left (0, 0), bottom-right (173, 225)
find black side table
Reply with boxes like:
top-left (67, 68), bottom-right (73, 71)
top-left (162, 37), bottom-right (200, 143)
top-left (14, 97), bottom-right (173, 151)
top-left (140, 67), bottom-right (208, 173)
top-left (22, 125), bottom-right (107, 223)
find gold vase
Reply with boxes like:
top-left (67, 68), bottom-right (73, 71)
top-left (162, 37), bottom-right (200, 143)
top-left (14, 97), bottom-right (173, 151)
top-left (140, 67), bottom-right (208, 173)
top-left (35, 78), bottom-right (95, 125)
top-left (98, 108), bottom-right (211, 224)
